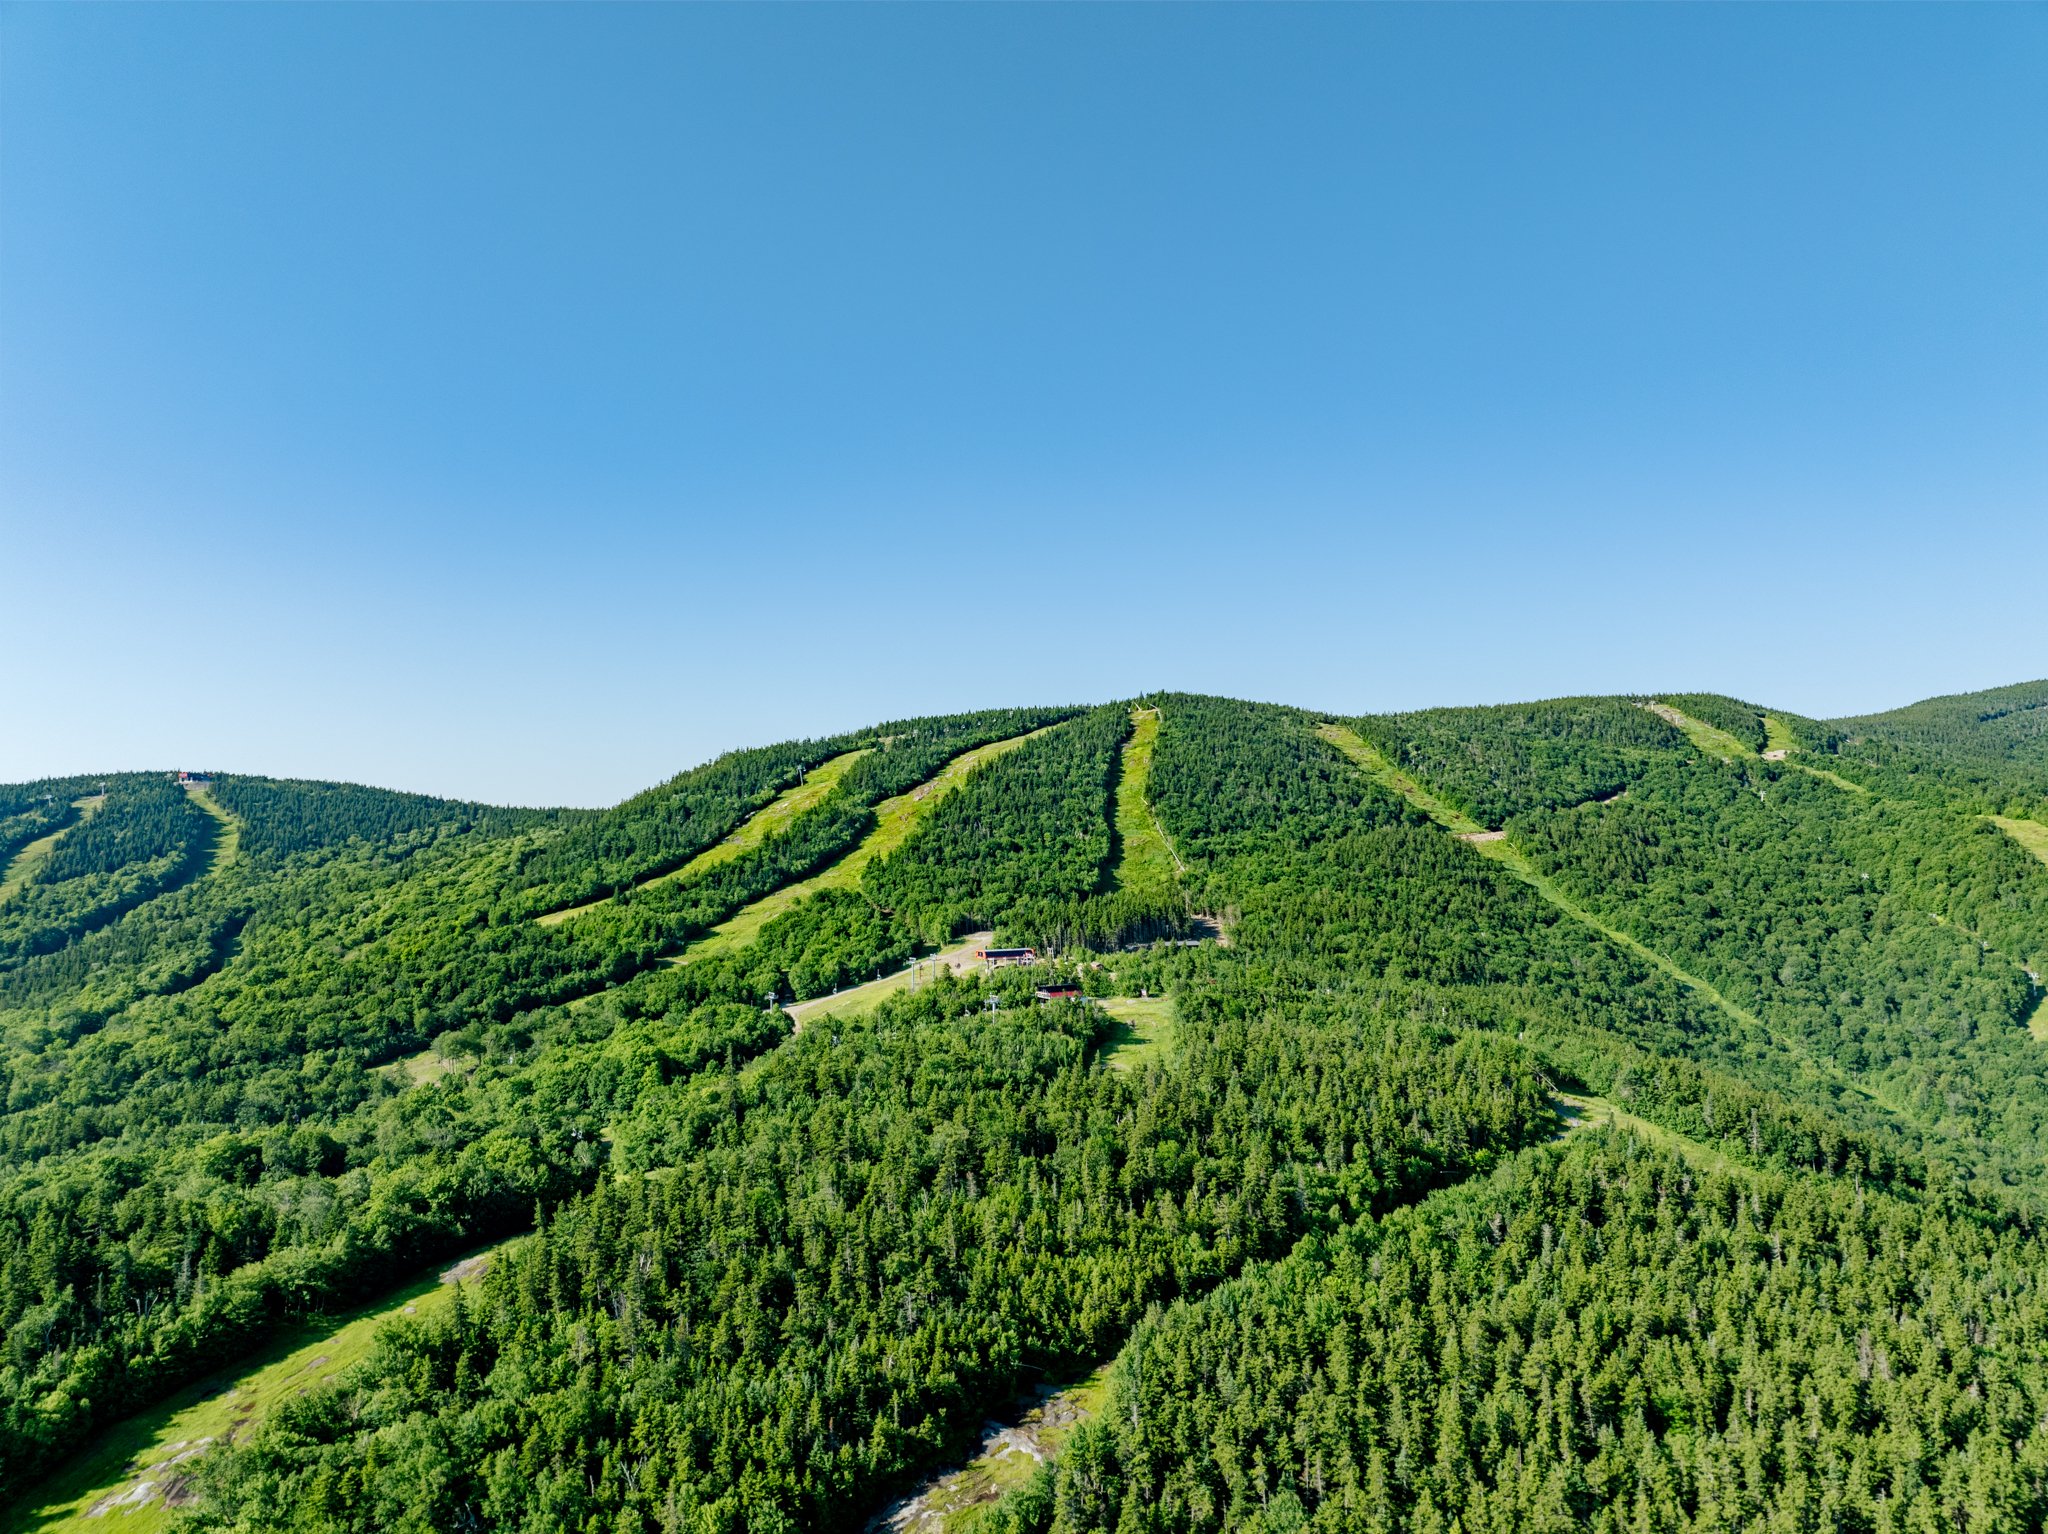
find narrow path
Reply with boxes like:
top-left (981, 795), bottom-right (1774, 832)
top-left (1316, 723), bottom-right (1893, 1114)
top-left (878, 1085), bottom-right (1729, 1534)
top-left (870, 1368), bottom-right (1111, 1534)
top-left (1113, 708), bottom-right (1183, 888)
top-left (1554, 1092), bottom-right (1748, 1178)
top-left (1650, 701), bottom-right (1871, 795)
top-left (1642, 701), bottom-right (1753, 763)
top-left (783, 931), bottom-right (993, 1029)
top-left (183, 784), bottom-right (241, 877)
top-left (538, 748), bottom-right (870, 926)
top-left (0, 795), bottom-right (101, 902)
top-left (678, 727), bottom-right (1054, 963)
top-left (4, 1241), bottom-right (512, 1534)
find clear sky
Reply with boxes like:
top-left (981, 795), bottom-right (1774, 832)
top-left (3, 5), bottom-right (2043, 807)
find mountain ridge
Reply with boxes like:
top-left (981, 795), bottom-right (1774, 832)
top-left (4, 680), bottom-right (2048, 1533)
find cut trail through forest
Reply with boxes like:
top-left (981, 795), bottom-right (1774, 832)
top-left (537, 748), bottom-right (870, 926)
top-left (782, 931), bottom-right (993, 1029)
top-left (1113, 706), bottom-right (1183, 890)
top-left (183, 783), bottom-right (240, 877)
top-left (1316, 722), bottom-right (1897, 1116)
top-left (0, 794), bottom-right (102, 901)
top-left (4, 1242), bottom-right (511, 1534)
top-left (675, 726), bottom-right (1053, 963)
top-left (870, 1367), bottom-right (1111, 1534)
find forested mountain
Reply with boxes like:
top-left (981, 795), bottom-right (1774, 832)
top-left (6, 682), bottom-right (2048, 1533)
top-left (1803, 678), bottom-right (2048, 818)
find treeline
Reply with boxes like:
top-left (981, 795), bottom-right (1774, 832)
top-left (1800, 679), bottom-right (2048, 818)
top-left (864, 706), bottom-right (1126, 942)
top-left (513, 705), bottom-right (1075, 914)
top-left (0, 786), bottom-right (79, 871)
top-left (183, 970), bottom-right (1557, 1532)
top-left (1657, 691), bottom-right (1769, 752)
top-left (14, 685), bottom-right (2048, 1527)
top-left (0, 778), bottom-right (216, 970)
top-left (1348, 697), bottom-right (1680, 828)
top-left (0, 707), bottom-right (1113, 1495)
top-left (1508, 754), bottom-right (2048, 1188)
top-left (1013, 1132), bottom-right (2048, 1534)
top-left (0, 981), bottom-right (786, 1496)
top-left (1146, 694), bottom-right (1416, 880)
top-left (0, 883), bottom-right (249, 1033)
top-left (210, 775), bottom-right (558, 861)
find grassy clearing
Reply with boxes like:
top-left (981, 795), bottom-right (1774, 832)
top-left (539, 749), bottom-right (870, 926)
top-left (1096, 995), bottom-right (1175, 1073)
top-left (374, 1045), bottom-right (478, 1087)
top-left (876, 1365), bottom-right (1112, 1534)
top-left (1643, 701), bottom-right (1753, 762)
top-left (1318, 724), bottom-right (1893, 1116)
top-left (678, 729), bottom-right (1053, 963)
top-left (1652, 705), bottom-right (1872, 796)
top-left (0, 796), bottom-right (101, 903)
top-left (1790, 760), bottom-right (1872, 796)
top-left (4, 1241), bottom-right (511, 1534)
top-left (1314, 723), bottom-right (1488, 835)
top-left (1113, 708), bottom-right (1182, 894)
top-left (1990, 815), bottom-right (2048, 869)
top-left (783, 932), bottom-right (994, 1029)
top-left (1554, 1093), bottom-right (1747, 1179)
top-left (183, 786), bottom-right (240, 875)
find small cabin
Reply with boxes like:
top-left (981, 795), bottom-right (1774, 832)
top-left (1034, 984), bottom-right (1081, 1002)
top-left (176, 770), bottom-right (213, 786)
top-left (976, 946), bottom-right (1037, 967)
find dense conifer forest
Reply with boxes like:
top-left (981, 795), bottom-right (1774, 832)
top-left (6, 682), bottom-right (2048, 1532)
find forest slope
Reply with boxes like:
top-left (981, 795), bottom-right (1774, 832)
top-left (7, 682), bottom-right (2048, 1534)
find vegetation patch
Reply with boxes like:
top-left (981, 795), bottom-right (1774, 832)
top-left (2, 1243), bottom-right (508, 1534)
top-left (1643, 699), bottom-right (1755, 761)
top-left (875, 1366), bottom-right (1112, 1534)
top-left (1990, 813), bottom-right (2048, 869)
top-left (1096, 994), bottom-right (1175, 1073)
top-left (1112, 707), bottom-right (1182, 895)
top-left (538, 747), bottom-right (868, 925)
top-left (0, 793), bottom-right (99, 901)
top-left (681, 727), bottom-right (1052, 959)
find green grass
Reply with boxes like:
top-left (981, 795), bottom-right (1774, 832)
top-left (183, 786), bottom-right (240, 875)
top-left (1112, 708), bottom-right (1182, 895)
top-left (539, 749), bottom-right (871, 926)
top-left (1787, 758), bottom-right (1872, 796)
top-left (1553, 1093), bottom-right (1748, 1180)
top-left (1990, 815), bottom-right (2048, 869)
top-left (1096, 994), bottom-right (1175, 1072)
top-left (1314, 723), bottom-right (1487, 835)
top-left (374, 1045), bottom-right (478, 1087)
top-left (678, 728), bottom-right (1053, 962)
top-left (881, 1364), bottom-right (1112, 1534)
top-left (782, 932), bottom-right (994, 1029)
top-left (4, 1241), bottom-right (512, 1534)
top-left (1318, 723), bottom-right (1896, 1117)
top-left (0, 796), bottom-right (101, 903)
top-left (1644, 701), bottom-right (1754, 762)
top-left (1654, 705), bottom-right (1871, 796)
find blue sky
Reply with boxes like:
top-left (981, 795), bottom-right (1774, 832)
top-left (3, 5), bottom-right (2043, 806)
